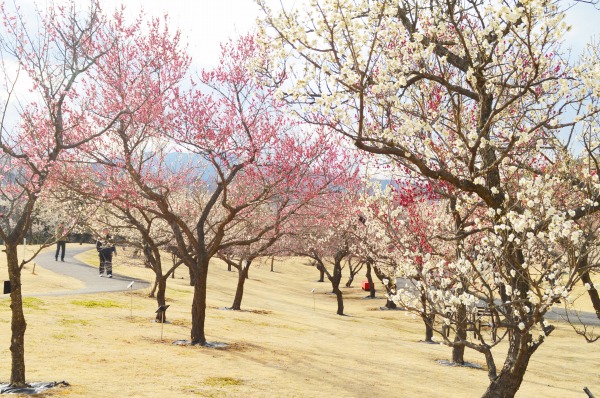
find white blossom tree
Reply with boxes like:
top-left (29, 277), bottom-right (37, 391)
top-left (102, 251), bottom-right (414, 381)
top-left (258, 0), bottom-right (600, 396)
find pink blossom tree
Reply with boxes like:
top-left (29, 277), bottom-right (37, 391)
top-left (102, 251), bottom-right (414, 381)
top-left (54, 10), bottom-right (192, 323)
top-left (286, 192), bottom-right (365, 315)
top-left (85, 32), bottom-right (360, 345)
top-left (0, 0), bottom-right (135, 386)
top-left (216, 131), bottom-right (356, 311)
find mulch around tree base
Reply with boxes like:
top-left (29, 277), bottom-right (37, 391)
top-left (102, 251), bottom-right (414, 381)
top-left (172, 340), bottom-right (228, 348)
top-left (0, 381), bottom-right (69, 394)
top-left (436, 359), bottom-right (484, 370)
top-left (418, 340), bottom-right (441, 345)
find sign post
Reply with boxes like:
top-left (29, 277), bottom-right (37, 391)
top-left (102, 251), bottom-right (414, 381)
top-left (127, 281), bottom-right (135, 320)
top-left (155, 305), bottom-right (170, 341)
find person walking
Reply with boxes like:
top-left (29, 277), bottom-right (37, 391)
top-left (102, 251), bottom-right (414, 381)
top-left (96, 227), bottom-right (117, 278)
top-left (55, 222), bottom-right (67, 262)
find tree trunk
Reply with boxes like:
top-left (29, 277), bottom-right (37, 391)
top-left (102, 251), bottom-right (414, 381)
top-left (318, 265), bottom-right (325, 282)
top-left (345, 275), bottom-right (354, 288)
top-left (452, 304), bottom-right (467, 364)
top-left (366, 263), bottom-right (375, 298)
top-left (482, 331), bottom-right (535, 398)
top-left (155, 277), bottom-right (167, 322)
top-left (270, 256), bottom-right (274, 272)
top-left (149, 279), bottom-right (157, 298)
top-left (421, 293), bottom-right (434, 342)
top-left (332, 262), bottom-right (344, 315)
top-left (231, 260), bottom-right (251, 310)
top-left (6, 244), bottom-right (27, 387)
top-left (423, 315), bottom-right (435, 342)
top-left (577, 255), bottom-right (600, 319)
top-left (189, 263), bottom-right (196, 286)
top-left (333, 284), bottom-right (344, 315)
top-left (190, 258), bottom-right (209, 345)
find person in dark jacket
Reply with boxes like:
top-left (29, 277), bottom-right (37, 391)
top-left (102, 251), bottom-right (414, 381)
top-left (55, 222), bottom-right (67, 262)
top-left (96, 227), bottom-right (117, 278)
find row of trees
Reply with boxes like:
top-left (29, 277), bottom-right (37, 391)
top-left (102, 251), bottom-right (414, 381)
top-left (2, 0), bottom-right (600, 397)
top-left (0, 0), bottom-right (363, 389)
top-left (257, 0), bottom-right (600, 397)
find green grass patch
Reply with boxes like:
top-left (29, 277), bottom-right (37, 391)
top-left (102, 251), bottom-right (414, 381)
top-left (203, 377), bottom-right (243, 388)
top-left (70, 299), bottom-right (123, 308)
top-left (59, 318), bottom-right (90, 327)
top-left (22, 297), bottom-right (45, 310)
top-left (51, 332), bottom-right (75, 340)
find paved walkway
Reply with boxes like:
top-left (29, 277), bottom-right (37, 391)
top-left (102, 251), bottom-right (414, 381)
top-left (29, 244), bottom-right (150, 297)
top-left (396, 277), bottom-right (600, 327)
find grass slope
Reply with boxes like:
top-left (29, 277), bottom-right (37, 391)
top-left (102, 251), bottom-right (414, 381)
top-left (0, 245), bottom-right (598, 397)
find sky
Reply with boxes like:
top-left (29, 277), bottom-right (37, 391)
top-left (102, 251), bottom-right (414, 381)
top-left (97, 0), bottom-right (267, 69)
top-left (15, 0), bottom-right (600, 69)
top-left (100, 0), bottom-right (600, 68)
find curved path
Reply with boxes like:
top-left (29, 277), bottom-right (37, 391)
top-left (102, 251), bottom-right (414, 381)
top-left (396, 277), bottom-right (600, 327)
top-left (29, 244), bottom-right (150, 297)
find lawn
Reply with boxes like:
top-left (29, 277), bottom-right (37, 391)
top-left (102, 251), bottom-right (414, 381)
top-left (0, 244), bottom-right (598, 397)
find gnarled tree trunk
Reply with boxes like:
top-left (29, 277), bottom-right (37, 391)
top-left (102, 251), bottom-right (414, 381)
top-left (6, 244), bottom-right (27, 387)
top-left (482, 330), bottom-right (536, 398)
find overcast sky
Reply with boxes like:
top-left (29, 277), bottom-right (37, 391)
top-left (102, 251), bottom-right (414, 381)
top-left (13, 0), bottom-right (600, 70)
top-left (87, 0), bottom-right (600, 69)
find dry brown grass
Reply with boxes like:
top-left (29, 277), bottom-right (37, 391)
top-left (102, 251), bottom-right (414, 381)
top-left (0, 245), bottom-right (599, 397)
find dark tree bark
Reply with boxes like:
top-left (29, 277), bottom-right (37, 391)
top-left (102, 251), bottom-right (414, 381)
top-left (6, 244), bottom-right (27, 387)
top-left (332, 259), bottom-right (344, 315)
top-left (580, 271), bottom-right (600, 319)
top-left (190, 257), bottom-right (209, 345)
top-left (154, 277), bottom-right (168, 323)
top-left (420, 293), bottom-right (434, 342)
top-left (231, 259), bottom-right (251, 310)
top-left (345, 275), bottom-right (354, 288)
top-left (149, 279), bottom-right (158, 298)
top-left (344, 258), bottom-right (363, 288)
top-left (384, 296), bottom-right (397, 309)
top-left (452, 304), bottom-right (467, 364)
top-left (333, 283), bottom-right (344, 315)
top-left (575, 247), bottom-right (600, 319)
top-left (373, 265), bottom-right (396, 308)
top-left (188, 263), bottom-right (196, 286)
top-left (309, 249), bottom-right (347, 315)
top-left (482, 329), bottom-right (541, 398)
top-left (449, 198), bottom-right (466, 364)
top-left (317, 262), bottom-right (325, 282)
top-left (366, 262), bottom-right (376, 298)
